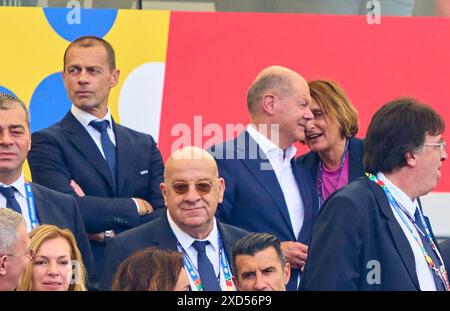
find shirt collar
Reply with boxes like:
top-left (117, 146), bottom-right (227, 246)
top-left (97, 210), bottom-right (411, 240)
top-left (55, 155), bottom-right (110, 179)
top-left (377, 172), bottom-right (418, 217)
top-left (0, 173), bottom-right (26, 199)
top-left (166, 210), bottom-right (219, 252)
top-left (71, 105), bottom-right (113, 128)
top-left (246, 124), bottom-right (297, 161)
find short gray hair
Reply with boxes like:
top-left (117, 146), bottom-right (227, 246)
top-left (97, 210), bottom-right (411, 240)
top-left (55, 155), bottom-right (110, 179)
top-left (0, 208), bottom-right (25, 254)
top-left (0, 93), bottom-right (30, 126)
top-left (247, 75), bottom-right (294, 116)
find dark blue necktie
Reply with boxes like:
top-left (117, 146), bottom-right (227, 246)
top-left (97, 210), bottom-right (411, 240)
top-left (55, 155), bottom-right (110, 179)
top-left (192, 240), bottom-right (221, 291)
top-left (90, 120), bottom-right (117, 183)
top-left (0, 186), bottom-right (22, 214)
top-left (414, 209), bottom-right (446, 291)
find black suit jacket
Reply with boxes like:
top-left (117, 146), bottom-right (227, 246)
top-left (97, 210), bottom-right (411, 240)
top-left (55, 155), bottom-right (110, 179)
top-left (300, 176), bottom-right (441, 291)
top-left (31, 182), bottom-right (96, 289)
top-left (28, 111), bottom-right (165, 273)
top-left (99, 212), bottom-right (248, 291)
top-left (296, 137), bottom-right (365, 188)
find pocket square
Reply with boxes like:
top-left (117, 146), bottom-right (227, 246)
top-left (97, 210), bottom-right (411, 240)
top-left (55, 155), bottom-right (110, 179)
top-left (140, 170), bottom-right (149, 175)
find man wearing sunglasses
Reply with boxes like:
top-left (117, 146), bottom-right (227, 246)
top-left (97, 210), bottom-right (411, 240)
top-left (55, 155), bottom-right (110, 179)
top-left (100, 146), bottom-right (248, 291)
top-left (0, 208), bottom-right (31, 291)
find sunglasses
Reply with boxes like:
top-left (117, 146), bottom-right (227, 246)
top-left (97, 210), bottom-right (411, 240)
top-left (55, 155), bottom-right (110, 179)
top-left (171, 181), bottom-right (214, 195)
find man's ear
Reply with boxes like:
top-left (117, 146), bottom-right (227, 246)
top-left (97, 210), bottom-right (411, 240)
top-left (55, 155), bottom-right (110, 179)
top-left (405, 151), bottom-right (418, 167)
top-left (160, 183), bottom-right (168, 206)
top-left (0, 255), bottom-right (8, 276)
top-left (284, 262), bottom-right (291, 285)
top-left (261, 94), bottom-right (276, 116)
top-left (110, 69), bottom-right (120, 87)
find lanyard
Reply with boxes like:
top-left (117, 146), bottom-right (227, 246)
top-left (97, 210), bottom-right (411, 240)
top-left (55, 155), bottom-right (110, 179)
top-left (177, 235), bottom-right (234, 291)
top-left (317, 139), bottom-right (349, 207)
top-left (366, 173), bottom-right (449, 291)
top-left (23, 182), bottom-right (39, 230)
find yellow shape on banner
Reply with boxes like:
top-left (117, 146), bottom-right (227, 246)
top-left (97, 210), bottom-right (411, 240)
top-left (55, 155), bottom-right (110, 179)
top-left (104, 10), bottom-right (170, 122)
top-left (0, 7), bottom-right (68, 105)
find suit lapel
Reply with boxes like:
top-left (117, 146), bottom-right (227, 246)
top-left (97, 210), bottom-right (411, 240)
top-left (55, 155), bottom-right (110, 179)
top-left (217, 221), bottom-right (234, 261)
top-left (61, 112), bottom-right (116, 193)
top-left (367, 179), bottom-right (421, 289)
top-left (292, 159), bottom-right (317, 242)
top-left (113, 120), bottom-right (134, 195)
top-left (238, 132), bottom-right (295, 238)
top-left (153, 214), bottom-right (179, 249)
top-left (30, 183), bottom-right (51, 225)
top-left (348, 138), bottom-right (364, 182)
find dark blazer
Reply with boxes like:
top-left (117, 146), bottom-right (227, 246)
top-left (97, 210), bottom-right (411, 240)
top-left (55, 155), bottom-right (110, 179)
top-left (31, 182), bottom-right (96, 289)
top-left (300, 176), bottom-right (441, 291)
top-left (99, 213), bottom-right (248, 290)
top-left (28, 111), bottom-right (165, 274)
top-left (296, 137), bottom-right (365, 188)
top-left (439, 239), bottom-right (450, 270)
top-left (210, 130), bottom-right (319, 290)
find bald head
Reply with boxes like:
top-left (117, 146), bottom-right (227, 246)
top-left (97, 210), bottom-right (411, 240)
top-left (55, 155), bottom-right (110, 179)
top-left (247, 66), bottom-right (308, 117)
top-left (165, 146), bottom-right (219, 181)
top-left (161, 146), bottom-right (225, 239)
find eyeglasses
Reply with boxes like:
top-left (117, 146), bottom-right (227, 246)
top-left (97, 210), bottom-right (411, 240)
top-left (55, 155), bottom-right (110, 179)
top-left (171, 181), bottom-right (214, 195)
top-left (1, 248), bottom-right (37, 260)
top-left (423, 141), bottom-right (447, 154)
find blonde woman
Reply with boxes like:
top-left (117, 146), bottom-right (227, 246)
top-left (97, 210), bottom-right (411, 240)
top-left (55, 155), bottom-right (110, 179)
top-left (18, 224), bottom-right (87, 291)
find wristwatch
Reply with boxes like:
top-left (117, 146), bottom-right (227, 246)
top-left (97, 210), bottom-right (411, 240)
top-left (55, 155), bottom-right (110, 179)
top-left (104, 230), bottom-right (113, 240)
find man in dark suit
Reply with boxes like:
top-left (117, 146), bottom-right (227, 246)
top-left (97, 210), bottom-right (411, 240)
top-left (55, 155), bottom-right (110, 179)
top-left (27, 36), bottom-right (165, 273)
top-left (210, 66), bottom-right (318, 290)
top-left (301, 98), bottom-right (449, 291)
top-left (100, 146), bottom-right (248, 291)
top-left (0, 93), bottom-right (96, 289)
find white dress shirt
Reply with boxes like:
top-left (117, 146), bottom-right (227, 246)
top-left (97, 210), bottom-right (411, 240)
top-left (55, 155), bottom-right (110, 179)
top-left (247, 124), bottom-right (304, 239)
top-left (0, 174), bottom-right (37, 232)
top-left (167, 210), bottom-right (236, 291)
top-left (71, 105), bottom-right (140, 212)
top-left (71, 105), bottom-right (116, 155)
top-left (378, 172), bottom-right (438, 291)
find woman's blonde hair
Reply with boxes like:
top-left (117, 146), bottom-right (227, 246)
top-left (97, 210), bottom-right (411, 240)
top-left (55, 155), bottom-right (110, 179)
top-left (309, 79), bottom-right (359, 138)
top-left (17, 224), bottom-right (87, 291)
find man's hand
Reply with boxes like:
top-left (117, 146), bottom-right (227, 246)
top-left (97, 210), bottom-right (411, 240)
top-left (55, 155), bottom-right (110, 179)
top-left (281, 241), bottom-right (308, 270)
top-left (134, 198), bottom-right (154, 216)
top-left (70, 180), bottom-right (86, 197)
top-left (88, 230), bottom-right (116, 242)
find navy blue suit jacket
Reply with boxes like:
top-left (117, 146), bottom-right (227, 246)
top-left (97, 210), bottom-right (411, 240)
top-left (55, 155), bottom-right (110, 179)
top-left (297, 137), bottom-right (365, 187)
top-left (439, 239), bottom-right (450, 270)
top-left (211, 130), bottom-right (319, 290)
top-left (300, 176), bottom-right (441, 291)
top-left (99, 213), bottom-right (248, 290)
top-left (31, 182), bottom-right (96, 289)
top-left (28, 112), bottom-right (165, 274)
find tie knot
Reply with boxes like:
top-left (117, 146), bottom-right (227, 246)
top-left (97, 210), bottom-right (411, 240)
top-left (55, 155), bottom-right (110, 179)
top-left (90, 120), bottom-right (110, 133)
top-left (192, 240), bottom-right (209, 253)
top-left (0, 186), bottom-right (15, 199)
